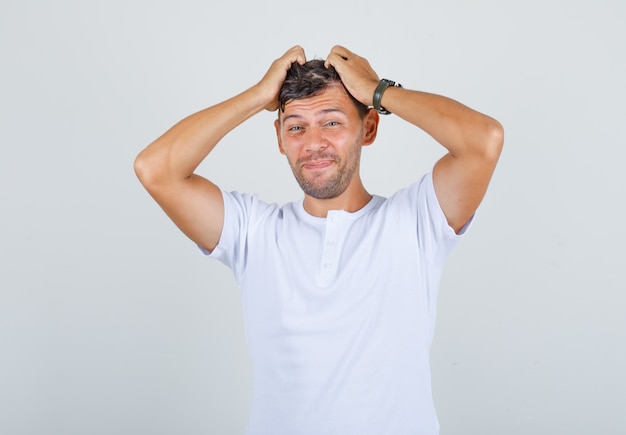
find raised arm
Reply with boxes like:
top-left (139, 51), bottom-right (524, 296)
top-left (134, 46), bottom-right (306, 251)
top-left (379, 89), bottom-right (503, 233)
top-left (326, 45), bottom-right (504, 233)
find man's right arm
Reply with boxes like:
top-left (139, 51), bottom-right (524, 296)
top-left (134, 46), bottom-right (306, 252)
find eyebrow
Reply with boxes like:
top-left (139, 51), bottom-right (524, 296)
top-left (282, 108), bottom-right (346, 123)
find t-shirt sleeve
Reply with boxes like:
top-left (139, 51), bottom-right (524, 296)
top-left (197, 189), bottom-right (260, 279)
top-left (411, 170), bottom-right (473, 265)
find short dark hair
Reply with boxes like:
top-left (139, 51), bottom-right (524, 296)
top-left (278, 59), bottom-right (369, 118)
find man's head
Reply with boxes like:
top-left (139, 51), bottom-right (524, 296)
top-left (274, 60), bottom-right (379, 204)
top-left (278, 60), bottom-right (368, 118)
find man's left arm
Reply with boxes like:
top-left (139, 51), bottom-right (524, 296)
top-left (383, 87), bottom-right (504, 233)
top-left (326, 46), bottom-right (504, 233)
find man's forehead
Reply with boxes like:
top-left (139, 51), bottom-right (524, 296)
top-left (280, 86), bottom-right (353, 118)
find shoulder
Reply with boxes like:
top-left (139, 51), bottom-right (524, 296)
top-left (221, 189), bottom-right (276, 215)
top-left (221, 189), bottom-right (305, 228)
top-left (382, 170), bottom-right (471, 241)
top-left (382, 172), bottom-right (432, 212)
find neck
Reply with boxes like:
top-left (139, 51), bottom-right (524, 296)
top-left (303, 179), bottom-right (371, 218)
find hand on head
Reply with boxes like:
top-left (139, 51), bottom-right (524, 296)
top-left (324, 45), bottom-right (380, 108)
top-left (258, 45), bottom-right (307, 112)
top-left (260, 45), bottom-right (380, 112)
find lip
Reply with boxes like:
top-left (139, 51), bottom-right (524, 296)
top-left (302, 160), bottom-right (334, 170)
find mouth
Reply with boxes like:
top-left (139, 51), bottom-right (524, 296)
top-left (298, 152), bottom-right (338, 171)
top-left (302, 159), bottom-right (334, 170)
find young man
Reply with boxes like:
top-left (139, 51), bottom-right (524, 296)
top-left (135, 45), bottom-right (503, 434)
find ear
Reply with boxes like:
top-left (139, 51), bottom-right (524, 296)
top-left (274, 119), bottom-right (285, 154)
top-left (361, 109), bottom-right (379, 146)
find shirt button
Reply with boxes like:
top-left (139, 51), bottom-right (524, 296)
top-left (323, 263), bottom-right (332, 269)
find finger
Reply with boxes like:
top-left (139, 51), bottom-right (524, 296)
top-left (330, 45), bottom-right (352, 59)
top-left (325, 45), bottom-right (355, 68)
top-left (287, 45), bottom-right (306, 65)
top-left (324, 52), bottom-right (348, 69)
top-left (330, 45), bottom-right (354, 57)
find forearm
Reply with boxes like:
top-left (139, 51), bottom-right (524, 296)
top-left (134, 84), bottom-right (268, 186)
top-left (379, 87), bottom-right (503, 158)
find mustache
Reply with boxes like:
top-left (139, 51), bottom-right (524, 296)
top-left (296, 151), bottom-right (338, 166)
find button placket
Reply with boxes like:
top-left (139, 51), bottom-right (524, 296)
top-left (318, 211), bottom-right (343, 286)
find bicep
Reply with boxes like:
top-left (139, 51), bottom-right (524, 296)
top-left (147, 174), bottom-right (224, 252)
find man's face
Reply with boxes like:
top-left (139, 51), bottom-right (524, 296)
top-left (275, 85), bottom-right (375, 200)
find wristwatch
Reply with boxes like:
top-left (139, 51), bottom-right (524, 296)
top-left (373, 78), bottom-right (402, 115)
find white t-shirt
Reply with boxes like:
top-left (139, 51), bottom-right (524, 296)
top-left (204, 171), bottom-right (469, 435)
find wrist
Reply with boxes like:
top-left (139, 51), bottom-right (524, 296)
top-left (372, 79), bottom-right (402, 115)
top-left (250, 82), bottom-right (280, 112)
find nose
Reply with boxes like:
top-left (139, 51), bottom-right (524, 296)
top-left (304, 127), bottom-right (328, 153)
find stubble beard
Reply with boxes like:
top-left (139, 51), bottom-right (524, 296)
top-left (290, 140), bottom-right (362, 200)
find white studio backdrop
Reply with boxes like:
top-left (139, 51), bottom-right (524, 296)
top-left (1, 1), bottom-right (624, 434)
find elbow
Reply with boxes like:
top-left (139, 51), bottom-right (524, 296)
top-left (133, 150), bottom-right (149, 185)
top-left (482, 118), bottom-right (504, 162)
top-left (134, 148), bottom-right (162, 189)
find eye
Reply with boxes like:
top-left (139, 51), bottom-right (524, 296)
top-left (325, 121), bottom-right (340, 127)
top-left (288, 125), bottom-right (303, 132)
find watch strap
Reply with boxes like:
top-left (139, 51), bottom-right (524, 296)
top-left (373, 78), bottom-right (402, 115)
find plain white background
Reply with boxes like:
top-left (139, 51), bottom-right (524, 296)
top-left (1, 0), bottom-right (624, 434)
